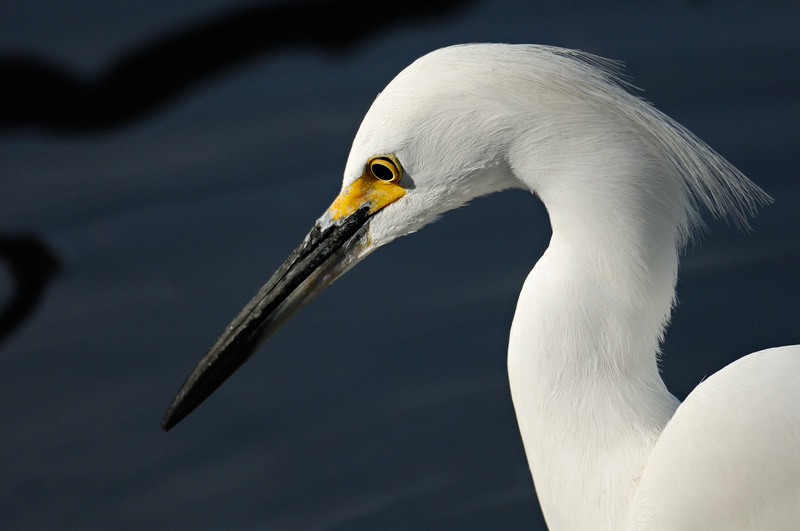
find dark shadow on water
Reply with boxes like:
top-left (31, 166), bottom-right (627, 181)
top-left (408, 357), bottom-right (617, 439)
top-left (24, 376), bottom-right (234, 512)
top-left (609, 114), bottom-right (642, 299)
top-left (0, 234), bottom-right (60, 347)
top-left (0, 0), bottom-right (473, 133)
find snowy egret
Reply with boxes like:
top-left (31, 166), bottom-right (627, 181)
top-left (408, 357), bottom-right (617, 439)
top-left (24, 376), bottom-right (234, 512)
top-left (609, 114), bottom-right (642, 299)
top-left (162, 44), bottom-right (800, 529)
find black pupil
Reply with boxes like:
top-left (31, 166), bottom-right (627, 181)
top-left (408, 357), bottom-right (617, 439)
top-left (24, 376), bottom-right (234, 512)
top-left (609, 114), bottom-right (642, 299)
top-left (372, 161), bottom-right (395, 181)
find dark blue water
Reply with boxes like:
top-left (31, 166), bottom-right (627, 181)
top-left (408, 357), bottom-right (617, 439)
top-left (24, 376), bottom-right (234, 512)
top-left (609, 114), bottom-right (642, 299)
top-left (2, 1), bottom-right (799, 529)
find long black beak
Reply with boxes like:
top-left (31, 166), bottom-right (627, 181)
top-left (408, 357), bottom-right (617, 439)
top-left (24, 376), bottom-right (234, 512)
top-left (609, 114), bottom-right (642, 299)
top-left (161, 206), bottom-right (371, 431)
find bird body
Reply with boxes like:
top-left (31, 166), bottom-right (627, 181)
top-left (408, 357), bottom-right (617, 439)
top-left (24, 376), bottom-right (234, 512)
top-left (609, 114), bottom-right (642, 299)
top-left (163, 44), bottom-right (800, 529)
top-left (630, 346), bottom-right (800, 530)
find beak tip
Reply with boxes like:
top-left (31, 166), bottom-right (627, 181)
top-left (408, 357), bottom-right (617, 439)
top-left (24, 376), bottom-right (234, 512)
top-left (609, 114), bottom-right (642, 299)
top-left (160, 413), bottom-right (176, 432)
top-left (160, 401), bottom-right (184, 432)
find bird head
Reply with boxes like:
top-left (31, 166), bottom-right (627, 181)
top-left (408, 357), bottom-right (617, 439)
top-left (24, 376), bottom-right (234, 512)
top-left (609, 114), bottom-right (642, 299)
top-left (341, 48), bottom-right (528, 249)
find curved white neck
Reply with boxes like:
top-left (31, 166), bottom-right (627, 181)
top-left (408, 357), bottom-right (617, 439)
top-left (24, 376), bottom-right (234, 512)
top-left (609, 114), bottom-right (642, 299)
top-left (507, 153), bottom-right (683, 530)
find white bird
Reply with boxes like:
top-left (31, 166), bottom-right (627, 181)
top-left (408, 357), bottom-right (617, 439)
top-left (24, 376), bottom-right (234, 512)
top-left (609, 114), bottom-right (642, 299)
top-left (162, 44), bottom-right (800, 530)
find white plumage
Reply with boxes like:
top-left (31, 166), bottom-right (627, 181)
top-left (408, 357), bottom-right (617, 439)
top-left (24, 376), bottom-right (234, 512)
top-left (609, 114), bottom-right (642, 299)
top-left (347, 44), bottom-right (800, 530)
top-left (163, 43), bottom-right (800, 530)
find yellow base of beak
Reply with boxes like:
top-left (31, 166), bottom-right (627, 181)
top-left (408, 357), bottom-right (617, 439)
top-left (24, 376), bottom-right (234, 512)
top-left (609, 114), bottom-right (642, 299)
top-left (328, 172), bottom-right (406, 221)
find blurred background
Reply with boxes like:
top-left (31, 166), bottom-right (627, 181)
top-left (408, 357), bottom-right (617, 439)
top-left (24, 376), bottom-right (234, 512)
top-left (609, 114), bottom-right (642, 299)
top-left (1, 1), bottom-right (798, 529)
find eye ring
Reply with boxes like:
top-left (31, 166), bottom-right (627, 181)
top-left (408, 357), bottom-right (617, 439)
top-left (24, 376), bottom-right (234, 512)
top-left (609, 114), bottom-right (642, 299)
top-left (367, 155), bottom-right (402, 183)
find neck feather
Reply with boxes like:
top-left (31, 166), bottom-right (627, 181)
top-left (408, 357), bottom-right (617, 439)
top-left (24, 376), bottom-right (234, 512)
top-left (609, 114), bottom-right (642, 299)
top-left (507, 155), bottom-right (685, 530)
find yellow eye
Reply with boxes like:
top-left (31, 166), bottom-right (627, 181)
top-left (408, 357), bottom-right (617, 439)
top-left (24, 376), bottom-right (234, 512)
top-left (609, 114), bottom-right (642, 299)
top-left (367, 155), bottom-right (402, 183)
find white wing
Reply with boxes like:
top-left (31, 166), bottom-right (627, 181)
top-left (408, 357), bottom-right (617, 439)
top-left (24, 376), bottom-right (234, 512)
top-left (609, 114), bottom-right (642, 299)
top-left (628, 346), bottom-right (800, 531)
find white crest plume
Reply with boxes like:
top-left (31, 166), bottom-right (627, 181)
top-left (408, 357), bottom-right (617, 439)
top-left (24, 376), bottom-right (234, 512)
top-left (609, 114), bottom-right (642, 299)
top-left (536, 45), bottom-right (772, 235)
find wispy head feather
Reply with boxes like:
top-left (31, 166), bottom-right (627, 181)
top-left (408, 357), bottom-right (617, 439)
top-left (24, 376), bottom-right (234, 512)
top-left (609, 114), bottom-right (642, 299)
top-left (543, 46), bottom-right (772, 240)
